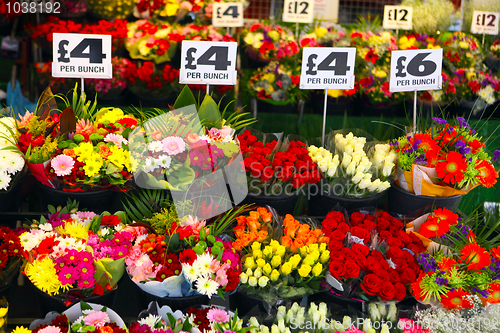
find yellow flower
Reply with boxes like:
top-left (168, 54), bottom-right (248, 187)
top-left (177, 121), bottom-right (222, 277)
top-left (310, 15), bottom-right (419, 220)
top-left (372, 69), bottom-right (387, 79)
top-left (138, 40), bottom-right (150, 56)
top-left (290, 254), bottom-right (302, 269)
top-left (262, 74), bottom-right (275, 84)
top-left (253, 249), bottom-right (263, 259)
top-left (58, 222), bottom-right (89, 240)
top-left (459, 41), bottom-right (469, 49)
top-left (308, 243), bottom-right (319, 253)
top-left (163, 2), bottom-right (180, 16)
top-left (262, 246), bottom-right (273, 258)
top-left (298, 264), bottom-right (312, 278)
top-left (74, 142), bottom-right (94, 157)
top-left (98, 108), bottom-right (125, 124)
top-left (83, 160), bottom-right (101, 177)
top-left (302, 255), bottom-right (315, 267)
top-left (251, 242), bottom-right (261, 252)
top-left (315, 26), bottom-right (328, 38)
top-left (256, 258), bottom-right (266, 268)
top-left (466, 71), bottom-right (476, 81)
top-left (0, 306), bottom-right (7, 317)
top-left (12, 327), bottom-right (31, 333)
top-left (327, 89), bottom-right (343, 98)
top-left (312, 263), bottom-right (323, 277)
top-left (268, 30), bottom-right (280, 41)
top-left (25, 258), bottom-right (64, 295)
top-left (319, 243), bottom-right (327, 252)
top-left (299, 246), bottom-right (309, 257)
top-left (244, 35), bottom-right (255, 46)
top-left (271, 255), bottom-right (281, 268)
top-left (320, 250), bottom-right (330, 263)
top-left (263, 263), bottom-right (272, 275)
top-left (276, 245), bottom-right (286, 257)
top-left (427, 44), bottom-right (441, 49)
top-left (281, 262), bottom-right (292, 275)
top-left (270, 269), bottom-right (280, 281)
top-left (245, 257), bottom-right (256, 270)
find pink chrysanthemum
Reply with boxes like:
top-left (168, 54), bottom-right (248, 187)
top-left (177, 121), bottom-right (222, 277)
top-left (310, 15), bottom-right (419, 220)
top-left (38, 326), bottom-right (61, 333)
top-left (58, 265), bottom-right (78, 285)
top-left (51, 154), bottom-right (75, 176)
top-left (206, 308), bottom-right (230, 323)
top-left (162, 136), bottom-right (186, 155)
top-left (76, 211), bottom-right (97, 220)
top-left (83, 310), bottom-right (110, 327)
top-left (104, 133), bottom-right (128, 147)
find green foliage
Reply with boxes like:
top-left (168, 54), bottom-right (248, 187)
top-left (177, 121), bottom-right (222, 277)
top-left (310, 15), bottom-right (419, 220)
top-left (143, 203), bottom-right (180, 235)
top-left (57, 83), bottom-right (99, 121)
top-left (123, 188), bottom-right (171, 222)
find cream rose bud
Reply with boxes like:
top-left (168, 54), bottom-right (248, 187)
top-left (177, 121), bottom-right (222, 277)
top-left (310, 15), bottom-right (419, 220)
top-left (356, 162), bottom-right (370, 174)
top-left (248, 276), bottom-right (258, 287)
top-left (352, 152), bottom-right (363, 164)
top-left (345, 145), bottom-right (354, 156)
top-left (261, 326), bottom-right (270, 333)
top-left (369, 179), bottom-right (382, 192)
top-left (382, 162), bottom-right (395, 177)
top-left (354, 143), bottom-right (364, 153)
top-left (386, 152), bottom-right (397, 164)
top-left (246, 268), bottom-right (253, 276)
top-left (378, 181), bottom-right (391, 192)
top-left (342, 154), bottom-right (352, 168)
top-left (342, 316), bottom-right (351, 330)
top-left (258, 276), bottom-right (269, 288)
top-left (346, 161), bottom-right (357, 176)
top-left (326, 165), bottom-right (338, 177)
top-left (358, 177), bottom-right (372, 189)
top-left (352, 172), bottom-right (364, 184)
top-left (375, 143), bottom-right (389, 154)
top-left (240, 272), bottom-right (249, 284)
top-left (253, 267), bottom-right (263, 278)
top-left (270, 325), bottom-right (279, 333)
top-left (317, 159), bottom-right (328, 172)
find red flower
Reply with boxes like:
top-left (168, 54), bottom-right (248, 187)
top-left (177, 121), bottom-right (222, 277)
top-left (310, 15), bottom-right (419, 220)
top-left (329, 260), bottom-right (345, 279)
top-left (360, 273), bottom-right (382, 295)
top-left (460, 243), bottom-right (491, 270)
top-left (179, 249), bottom-right (197, 265)
top-left (475, 159), bottom-right (498, 188)
top-left (393, 282), bottom-right (407, 301)
top-left (290, 75), bottom-right (300, 86)
top-left (365, 49), bottom-right (379, 64)
top-left (378, 281), bottom-right (396, 301)
top-left (435, 151), bottom-right (468, 184)
top-left (101, 215), bottom-right (121, 227)
top-left (486, 282), bottom-right (500, 304)
top-left (352, 243), bottom-right (370, 257)
top-left (441, 288), bottom-right (473, 310)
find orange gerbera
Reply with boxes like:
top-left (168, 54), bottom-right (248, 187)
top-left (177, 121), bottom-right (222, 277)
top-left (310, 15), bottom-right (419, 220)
top-left (432, 207), bottom-right (459, 224)
top-left (491, 246), bottom-right (500, 260)
top-left (435, 151), bottom-right (468, 184)
top-left (475, 159), bottom-right (498, 188)
top-left (413, 133), bottom-right (440, 152)
top-left (486, 282), bottom-right (500, 304)
top-left (419, 216), bottom-right (451, 238)
top-left (441, 288), bottom-right (473, 310)
top-left (425, 149), bottom-right (441, 167)
top-left (438, 257), bottom-right (457, 271)
top-left (460, 243), bottom-right (491, 270)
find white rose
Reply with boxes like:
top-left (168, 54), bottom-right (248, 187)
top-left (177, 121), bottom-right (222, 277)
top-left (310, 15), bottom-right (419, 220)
top-left (342, 316), bottom-right (352, 330)
top-left (240, 272), bottom-right (248, 284)
top-left (345, 145), bottom-right (354, 156)
top-left (357, 161), bottom-right (371, 174)
top-left (386, 152), bottom-right (397, 164)
top-left (352, 152), bottom-right (363, 164)
top-left (382, 162), bottom-right (395, 177)
top-left (346, 161), bottom-right (357, 176)
top-left (327, 165), bottom-right (338, 178)
top-left (248, 276), bottom-right (258, 287)
top-left (246, 268), bottom-right (253, 276)
top-left (342, 154), bottom-right (352, 168)
top-left (346, 132), bottom-right (354, 141)
top-left (354, 143), bottom-right (365, 153)
top-left (317, 159), bottom-right (328, 172)
top-left (352, 172), bottom-right (364, 184)
top-left (254, 267), bottom-right (262, 278)
top-left (358, 177), bottom-right (372, 189)
top-left (375, 143), bottom-right (389, 154)
top-left (378, 181), bottom-right (391, 192)
top-left (258, 276), bottom-right (269, 288)
top-left (369, 179), bottom-right (382, 192)
top-left (271, 324), bottom-right (279, 333)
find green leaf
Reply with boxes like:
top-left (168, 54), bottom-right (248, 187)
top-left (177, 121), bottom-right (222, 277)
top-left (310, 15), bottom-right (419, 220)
top-left (169, 232), bottom-right (180, 251)
top-left (173, 86), bottom-right (197, 110)
top-left (80, 301), bottom-right (93, 311)
top-left (167, 313), bottom-right (176, 327)
top-left (198, 94), bottom-right (221, 127)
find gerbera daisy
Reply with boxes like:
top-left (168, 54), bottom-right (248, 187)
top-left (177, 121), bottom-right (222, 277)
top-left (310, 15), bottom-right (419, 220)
top-left (491, 246), bottom-right (500, 259)
top-left (435, 151), bottom-right (468, 184)
top-left (196, 276), bottom-right (219, 298)
top-left (162, 137), bottom-right (186, 155)
top-left (486, 282), bottom-right (500, 304)
top-left (193, 252), bottom-right (214, 276)
top-left (37, 326), bottom-right (61, 333)
top-left (51, 155), bottom-right (75, 177)
top-left (432, 208), bottom-right (459, 225)
top-left (437, 257), bottom-right (457, 271)
top-left (475, 159), bottom-right (498, 188)
top-left (440, 288), bottom-right (473, 310)
top-left (460, 243), bottom-right (491, 270)
top-left (419, 216), bottom-right (451, 238)
top-left (104, 133), bottom-right (128, 147)
top-left (206, 308), bottom-right (230, 323)
top-left (83, 311), bottom-right (110, 327)
top-left (12, 326), bottom-right (31, 333)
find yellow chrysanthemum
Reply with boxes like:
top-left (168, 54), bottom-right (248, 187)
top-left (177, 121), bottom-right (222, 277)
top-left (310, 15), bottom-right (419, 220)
top-left (98, 108), bottom-right (125, 124)
top-left (58, 222), bottom-right (90, 240)
top-left (12, 327), bottom-right (31, 333)
top-left (74, 142), bottom-right (94, 156)
top-left (83, 160), bottom-right (101, 177)
top-left (25, 258), bottom-right (62, 295)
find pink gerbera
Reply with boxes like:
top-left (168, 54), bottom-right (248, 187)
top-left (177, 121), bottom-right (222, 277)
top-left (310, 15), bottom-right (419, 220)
top-left (51, 154), bottom-right (75, 176)
top-left (206, 308), bottom-right (230, 323)
top-left (38, 326), bottom-right (61, 333)
top-left (162, 136), bottom-right (186, 155)
top-left (83, 310), bottom-right (110, 327)
top-left (76, 211), bottom-right (97, 220)
top-left (104, 133), bottom-right (128, 147)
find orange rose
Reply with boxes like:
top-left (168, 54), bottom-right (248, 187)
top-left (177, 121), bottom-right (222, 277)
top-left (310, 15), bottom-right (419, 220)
top-left (282, 235), bottom-right (293, 249)
top-left (293, 238), bottom-right (305, 252)
top-left (237, 216), bottom-right (247, 226)
top-left (247, 217), bottom-right (261, 232)
top-left (241, 233), bottom-right (255, 247)
top-left (233, 226), bottom-right (245, 238)
top-left (318, 236), bottom-right (329, 243)
top-left (249, 211), bottom-right (260, 220)
top-left (233, 239), bottom-right (244, 251)
top-left (257, 230), bottom-right (268, 242)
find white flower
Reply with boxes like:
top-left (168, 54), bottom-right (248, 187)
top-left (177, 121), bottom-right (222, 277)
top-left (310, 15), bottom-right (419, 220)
top-left (346, 161), bottom-right (357, 176)
top-left (317, 159), bottom-right (328, 172)
top-left (196, 276), bottom-right (219, 298)
top-left (142, 157), bottom-right (157, 173)
top-left (277, 319), bottom-right (285, 333)
top-left (192, 252), bottom-right (214, 277)
top-left (352, 172), bottom-right (364, 184)
top-left (258, 276), bottom-right (269, 288)
top-left (253, 267), bottom-right (262, 278)
top-left (382, 162), bottom-right (395, 177)
top-left (248, 276), bottom-right (258, 287)
top-left (156, 154), bottom-right (172, 169)
top-left (342, 316), bottom-right (351, 330)
top-left (344, 145), bottom-right (354, 156)
top-left (138, 314), bottom-right (162, 328)
top-left (4, 152), bottom-right (24, 174)
top-left (356, 160), bottom-right (372, 174)
top-left (368, 179), bottom-right (382, 192)
top-left (240, 272), bottom-right (248, 284)
top-left (183, 263), bottom-right (198, 282)
top-left (0, 171), bottom-right (11, 190)
top-left (358, 176), bottom-right (372, 190)
top-left (148, 140), bottom-right (163, 153)
top-left (378, 181), bottom-right (391, 193)
top-left (39, 223), bottom-right (53, 232)
top-left (341, 153), bottom-right (352, 168)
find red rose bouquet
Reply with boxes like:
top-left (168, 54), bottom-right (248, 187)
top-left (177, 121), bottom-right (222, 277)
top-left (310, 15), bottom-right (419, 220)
top-left (124, 61), bottom-right (180, 98)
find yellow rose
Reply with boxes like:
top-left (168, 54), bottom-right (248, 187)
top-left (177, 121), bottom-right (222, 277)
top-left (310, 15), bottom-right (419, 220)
top-left (281, 262), bottom-right (293, 275)
top-left (253, 249), bottom-right (263, 259)
top-left (245, 257), bottom-right (256, 270)
top-left (299, 246), bottom-right (309, 257)
top-left (302, 255), bottom-right (315, 267)
top-left (315, 26), bottom-right (328, 38)
top-left (271, 255), bottom-right (281, 268)
top-left (290, 254), bottom-right (302, 269)
top-left (276, 245), bottom-right (286, 257)
top-left (262, 246), bottom-right (273, 258)
top-left (270, 240), bottom-right (280, 251)
top-left (268, 30), bottom-right (280, 41)
top-left (270, 269), bottom-right (280, 281)
top-left (320, 250), bottom-right (330, 263)
top-left (319, 243), bottom-right (327, 252)
top-left (256, 258), bottom-right (266, 268)
top-left (263, 263), bottom-right (272, 275)
top-left (298, 264), bottom-right (312, 277)
top-left (251, 242), bottom-right (261, 252)
top-left (309, 251), bottom-right (320, 262)
top-left (308, 244), bottom-right (319, 253)
top-left (312, 263), bottom-right (323, 277)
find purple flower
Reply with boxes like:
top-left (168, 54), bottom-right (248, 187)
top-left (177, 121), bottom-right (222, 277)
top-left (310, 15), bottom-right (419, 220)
top-left (389, 141), bottom-right (399, 146)
top-left (417, 253), bottom-right (438, 272)
top-left (433, 117), bottom-right (447, 125)
top-left (471, 286), bottom-right (489, 298)
top-left (457, 117), bottom-right (470, 129)
top-left (415, 154), bottom-right (426, 165)
top-left (434, 276), bottom-right (448, 286)
top-left (489, 258), bottom-right (500, 280)
top-left (493, 150), bottom-right (500, 162)
top-left (455, 140), bottom-right (466, 149)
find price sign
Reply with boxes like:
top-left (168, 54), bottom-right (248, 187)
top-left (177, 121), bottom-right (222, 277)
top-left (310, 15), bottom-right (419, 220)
top-left (471, 10), bottom-right (499, 35)
top-left (389, 49), bottom-right (442, 92)
top-left (383, 5), bottom-right (413, 30)
top-left (52, 33), bottom-right (112, 78)
top-left (282, 0), bottom-right (314, 23)
top-left (179, 41), bottom-right (237, 85)
top-left (212, 2), bottom-right (243, 27)
top-left (300, 47), bottom-right (356, 89)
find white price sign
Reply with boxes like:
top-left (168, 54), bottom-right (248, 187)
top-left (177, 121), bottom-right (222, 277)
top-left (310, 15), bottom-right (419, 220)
top-left (471, 10), bottom-right (499, 35)
top-left (282, 0), bottom-right (314, 23)
top-left (389, 49), bottom-right (443, 92)
top-left (383, 5), bottom-right (413, 30)
top-left (179, 41), bottom-right (237, 85)
top-left (52, 33), bottom-right (112, 78)
top-left (300, 47), bottom-right (356, 89)
top-left (212, 2), bottom-right (244, 27)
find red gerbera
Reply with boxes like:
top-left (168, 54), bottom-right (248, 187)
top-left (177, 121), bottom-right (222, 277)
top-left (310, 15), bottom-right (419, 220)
top-left (460, 243), bottom-right (491, 270)
top-left (438, 257), bottom-right (457, 271)
top-left (432, 208), bottom-right (459, 225)
top-left (419, 216), bottom-right (451, 238)
top-left (101, 215), bottom-right (121, 227)
top-left (435, 151), bottom-right (468, 184)
top-left (486, 282), bottom-right (500, 304)
top-left (475, 159), bottom-right (498, 188)
top-left (490, 246), bottom-right (500, 260)
top-left (441, 288), bottom-right (473, 310)
top-left (179, 248), bottom-right (197, 265)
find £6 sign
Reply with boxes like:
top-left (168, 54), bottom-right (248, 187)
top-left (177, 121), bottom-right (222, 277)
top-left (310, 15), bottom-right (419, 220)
top-left (52, 33), bottom-right (112, 78)
top-left (389, 49), bottom-right (443, 92)
top-left (179, 41), bottom-right (237, 85)
top-left (300, 47), bottom-right (356, 89)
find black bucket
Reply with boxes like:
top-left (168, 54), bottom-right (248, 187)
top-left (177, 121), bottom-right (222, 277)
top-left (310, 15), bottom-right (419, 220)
top-left (387, 185), bottom-right (463, 215)
top-left (0, 177), bottom-right (23, 213)
top-left (256, 99), bottom-right (297, 114)
top-left (308, 191), bottom-right (385, 217)
top-left (37, 183), bottom-right (119, 213)
top-left (241, 193), bottom-right (300, 217)
top-left (308, 290), bottom-right (366, 314)
top-left (229, 291), bottom-right (303, 321)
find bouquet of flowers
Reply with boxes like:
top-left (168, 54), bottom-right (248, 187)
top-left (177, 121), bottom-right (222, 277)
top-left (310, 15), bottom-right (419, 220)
top-left (398, 33), bottom-right (442, 50)
top-left (28, 313), bottom-right (69, 333)
top-left (451, 68), bottom-right (499, 110)
top-left (21, 202), bottom-right (134, 303)
top-left (0, 226), bottom-right (27, 286)
top-left (80, 19), bottom-right (129, 53)
top-left (69, 302), bottom-right (127, 333)
top-left (350, 31), bottom-right (397, 69)
top-left (308, 131), bottom-right (394, 198)
top-left (417, 71), bottom-right (458, 106)
top-left (131, 302), bottom-right (195, 333)
top-left (179, 24), bottom-right (236, 42)
top-left (248, 62), bottom-right (303, 103)
top-left (0, 117), bottom-right (26, 192)
top-left (356, 62), bottom-right (407, 107)
top-left (392, 116), bottom-right (499, 196)
top-left (232, 207), bottom-right (275, 252)
top-left (124, 61), bottom-right (180, 98)
top-left (323, 210), bottom-right (425, 302)
top-left (86, 57), bottom-right (131, 98)
top-left (237, 130), bottom-right (320, 195)
top-left (299, 24), bottom-right (349, 48)
top-left (134, 0), bottom-right (204, 19)
top-left (442, 32), bottom-right (483, 71)
top-left (491, 40), bottom-right (500, 58)
top-left (242, 23), bottom-right (299, 62)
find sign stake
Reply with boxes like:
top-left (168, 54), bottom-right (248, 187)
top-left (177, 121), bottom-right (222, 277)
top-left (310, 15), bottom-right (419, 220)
top-left (322, 88), bottom-right (328, 147)
top-left (81, 77), bottom-right (85, 102)
top-left (206, 84), bottom-right (210, 95)
top-left (413, 90), bottom-right (417, 134)
top-left (482, 33), bottom-right (485, 47)
top-left (296, 22), bottom-right (299, 41)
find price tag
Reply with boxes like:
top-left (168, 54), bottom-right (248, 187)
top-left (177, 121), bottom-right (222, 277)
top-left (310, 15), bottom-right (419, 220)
top-left (389, 49), bottom-right (443, 92)
top-left (52, 33), bottom-right (112, 78)
top-left (282, 0), bottom-right (314, 23)
top-left (212, 2), bottom-right (244, 27)
top-left (300, 47), bottom-right (356, 90)
top-left (383, 5), bottom-right (413, 30)
top-left (179, 41), bottom-right (237, 85)
top-left (471, 10), bottom-right (499, 35)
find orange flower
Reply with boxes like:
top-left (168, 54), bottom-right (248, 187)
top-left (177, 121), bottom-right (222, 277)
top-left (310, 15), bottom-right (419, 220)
top-left (232, 239), bottom-right (244, 251)
top-left (233, 226), bottom-right (245, 238)
top-left (236, 216), bottom-right (247, 226)
top-left (282, 235), bottom-right (293, 249)
top-left (486, 282), bottom-right (500, 304)
top-left (318, 236), bottom-right (329, 243)
top-left (435, 151), bottom-right (468, 184)
top-left (441, 288), bottom-right (473, 310)
top-left (256, 230), bottom-right (268, 242)
top-left (438, 257), bottom-right (457, 271)
top-left (490, 246), bottom-right (500, 259)
top-left (460, 243), bottom-right (491, 271)
top-left (246, 217), bottom-right (261, 232)
top-left (240, 233), bottom-right (255, 247)
top-left (292, 238), bottom-right (305, 252)
top-left (63, 148), bottom-right (76, 158)
top-left (99, 144), bottom-right (112, 158)
top-left (475, 159), bottom-right (498, 188)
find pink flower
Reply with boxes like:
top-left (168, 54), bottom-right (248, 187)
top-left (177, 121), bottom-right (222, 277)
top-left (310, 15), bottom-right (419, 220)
top-left (77, 211), bottom-right (96, 221)
top-left (215, 268), bottom-right (228, 286)
top-left (83, 310), bottom-right (110, 328)
top-left (206, 308), bottom-right (230, 323)
top-left (51, 154), bottom-right (75, 176)
top-left (38, 326), bottom-right (61, 333)
top-left (180, 216), bottom-right (206, 236)
top-left (104, 133), bottom-right (128, 147)
top-left (122, 225), bottom-right (148, 238)
top-left (162, 136), bottom-right (186, 155)
top-left (125, 245), bottom-right (144, 266)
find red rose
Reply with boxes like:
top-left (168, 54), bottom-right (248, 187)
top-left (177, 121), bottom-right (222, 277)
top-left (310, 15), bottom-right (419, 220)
top-left (389, 226), bottom-right (401, 237)
top-left (366, 257), bottom-right (382, 272)
top-left (378, 281), bottom-right (396, 301)
top-left (392, 218), bottom-right (404, 230)
top-left (355, 254), bottom-right (367, 269)
top-left (351, 226), bottom-right (371, 244)
top-left (344, 260), bottom-right (361, 279)
top-left (329, 240), bottom-right (344, 252)
top-left (342, 247), bottom-right (357, 260)
top-left (330, 250), bottom-right (345, 262)
top-left (387, 237), bottom-right (404, 249)
top-left (329, 260), bottom-right (345, 279)
top-left (394, 282), bottom-right (407, 301)
top-left (331, 229), bottom-right (347, 242)
top-left (362, 220), bottom-right (377, 231)
top-left (379, 211), bottom-right (393, 220)
top-left (406, 243), bottom-right (422, 255)
top-left (377, 217), bottom-right (391, 231)
top-left (400, 268), bottom-right (417, 284)
top-left (402, 250), bottom-right (415, 263)
top-left (326, 210), bottom-right (345, 222)
top-left (338, 222), bottom-right (350, 234)
top-left (388, 268), bottom-right (402, 283)
top-left (370, 250), bottom-right (384, 261)
top-left (398, 230), bottom-right (412, 245)
top-left (350, 212), bottom-right (365, 226)
top-left (379, 259), bottom-right (390, 271)
top-left (379, 230), bottom-right (392, 240)
top-left (386, 246), bottom-right (404, 261)
top-left (352, 243), bottom-right (370, 257)
top-left (101, 214), bottom-right (121, 227)
top-left (360, 274), bottom-right (382, 295)
top-left (374, 269), bottom-right (389, 281)
top-left (394, 258), bottom-right (408, 273)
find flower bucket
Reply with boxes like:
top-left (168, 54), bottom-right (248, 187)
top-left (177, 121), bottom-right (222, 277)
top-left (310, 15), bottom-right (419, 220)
top-left (387, 184), bottom-right (463, 215)
top-left (37, 183), bottom-right (119, 213)
top-left (308, 191), bottom-right (385, 217)
top-left (256, 99), bottom-right (296, 114)
top-left (0, 176), bottom-right (23, 213)
top-left (240, 192), bottom-right (300, 217)
top-left (229, 290), bottom-right (302, 320)
top-left (0, 258), bottom-right (20, 300)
